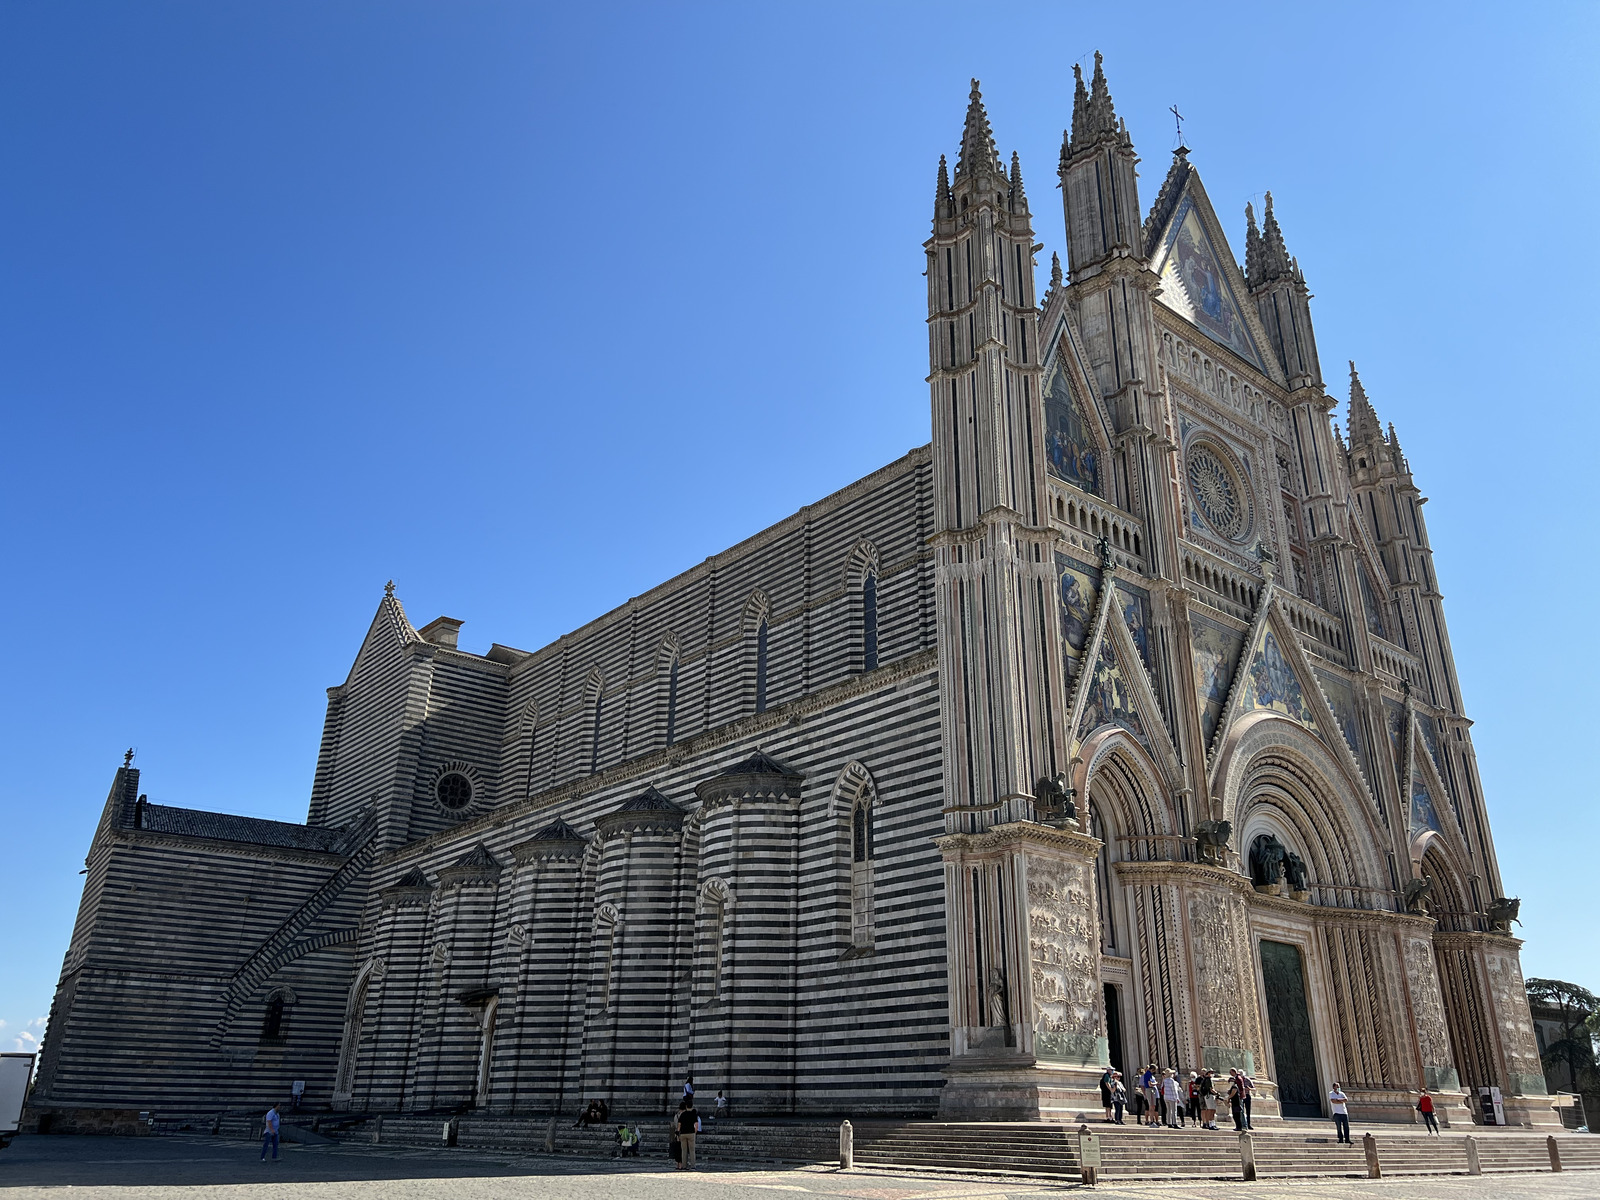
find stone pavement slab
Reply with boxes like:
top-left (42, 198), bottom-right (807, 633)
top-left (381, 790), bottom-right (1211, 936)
top-left (0, 1135), bottom-right (1595, 1200)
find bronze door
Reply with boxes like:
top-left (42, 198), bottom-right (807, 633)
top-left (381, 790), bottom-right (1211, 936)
top-left (1260, 939), bottom-right (1320, 1117)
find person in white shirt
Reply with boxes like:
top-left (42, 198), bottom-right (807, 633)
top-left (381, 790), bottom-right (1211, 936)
top-left (1160, 1071), bottom-right (1183, 1128)
top-left (1328, 1083), bottom-right (1351, 1144)
top-left (260, 1106), bottom-right (280, 1161)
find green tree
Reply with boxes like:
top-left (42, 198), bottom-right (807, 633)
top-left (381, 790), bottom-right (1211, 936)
top-left (1526, 978), bottom-right (1600, 1094)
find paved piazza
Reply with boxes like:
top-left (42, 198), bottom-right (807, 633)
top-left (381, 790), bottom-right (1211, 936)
top-left (0, 1136), bottom-right (1594, 1199)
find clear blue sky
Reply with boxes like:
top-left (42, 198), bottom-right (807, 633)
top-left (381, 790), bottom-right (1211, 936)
top-left (3, 2), bottom-right (1597, 1053)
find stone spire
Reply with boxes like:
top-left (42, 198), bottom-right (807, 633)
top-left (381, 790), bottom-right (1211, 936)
top-left (1050, 251), bottom-right (1063, 291)
top-left (1069, 51), bottom-right (1120, 152)
top-left (1347, 361), bottom-right (1383, 446)
top-left (1258, 191), bottom-right (1293, 283)
top-left (956, 79), bottom-right (1001, 180)
top-left (934, 154), bottom-right (952, 220)
top-left (1244, 201), bottom-right (1264, 288)
top-left (1008, 151), bottom-right (1028, 213)
top-left (1388, 421), bottom-right (1413, 479)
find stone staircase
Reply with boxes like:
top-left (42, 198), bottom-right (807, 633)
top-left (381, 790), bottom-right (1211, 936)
top-left (200, 1110), bottom-right (1600, 1181)
top-left (851, 1121), bottom-right (1079, 1177)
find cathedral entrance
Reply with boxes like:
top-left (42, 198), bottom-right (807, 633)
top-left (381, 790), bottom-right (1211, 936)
top-left (1259, 940), bottom-right (1320, 1118)
top-left (1103, 983), bottom-right (1124, 1073)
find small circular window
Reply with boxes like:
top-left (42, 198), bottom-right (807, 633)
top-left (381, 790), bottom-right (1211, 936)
top-left (1187, 444), bottom-right (1250, 541)
top-left (436, 773), bottom-right (473, 811)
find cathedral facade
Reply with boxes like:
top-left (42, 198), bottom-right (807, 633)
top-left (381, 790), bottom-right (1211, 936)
top-left (32, 59), bottom-right (1556, 1129)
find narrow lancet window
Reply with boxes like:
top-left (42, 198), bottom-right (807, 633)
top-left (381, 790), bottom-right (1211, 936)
top-left (665, 657), bottom-right (680, 745)
top-left (754, 618), bottom-right (769, 713)
top-left (862, 572), bottom-right (878, 672)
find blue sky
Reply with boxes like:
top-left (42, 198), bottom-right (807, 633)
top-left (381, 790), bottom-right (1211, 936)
top-left (3, 1), bottom-right (1597, 1050)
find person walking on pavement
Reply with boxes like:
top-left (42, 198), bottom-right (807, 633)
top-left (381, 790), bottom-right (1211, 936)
top-left (259, 1106), bottom-right (280, 1162)
top-left (1329, 1083), bottom-right (1352, 1144)
top-left (1418, 1088), bottom-right (1440, 1134)
top-left (676, 1097), bottom-right (700, 1170)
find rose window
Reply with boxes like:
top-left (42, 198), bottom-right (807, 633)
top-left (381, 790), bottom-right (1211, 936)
top-left (1187, 445), bottom-right (1248, 540)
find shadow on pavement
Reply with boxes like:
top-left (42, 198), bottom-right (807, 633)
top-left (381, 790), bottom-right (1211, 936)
top-left (0, 1134), bottom-right (680, 1188)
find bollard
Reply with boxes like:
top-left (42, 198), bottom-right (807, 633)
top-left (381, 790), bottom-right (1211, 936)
top-left (1548, 1135), bottom-right (1562, 1172)
top-left (1078, 1124), bottom-right (1100, 1187)
top-left (1239, 1130), bottom-right (1256, 1181)
top-left (544, 1114), bottom-right (556, 1154)
top-left (1363, 1132), bottom-right (1381, 1179)
top-left (839, 1119), bottom-right (853, 1169)
top-left (1464, 1135), bottom-right (1480, 1175)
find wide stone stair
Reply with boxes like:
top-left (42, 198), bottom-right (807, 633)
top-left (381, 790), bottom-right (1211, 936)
top-left (203, 1109), bottom-right (1600, 1181)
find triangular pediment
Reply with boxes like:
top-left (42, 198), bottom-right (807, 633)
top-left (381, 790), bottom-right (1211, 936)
top-left (1237, 618), bottom-right (1318, 731)
top-left (1406, 718), bottom-right (1452, 839)
top-left (1148, 175), bottom-right (1269, 374)
top-left (340, 591), bottom-right (421, 688)
top-left (1066, 572), bottom-right (1177, 779)
top-left (1207, 587), bottom-right (1374, 802)
top-left (1189, 611), bottom-right (1248, 750)
top-left (1040, 313), bottom-right (1114, 498)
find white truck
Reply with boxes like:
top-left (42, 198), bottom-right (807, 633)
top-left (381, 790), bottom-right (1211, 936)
top-left (0, 1054), bottom-right (35, 1150)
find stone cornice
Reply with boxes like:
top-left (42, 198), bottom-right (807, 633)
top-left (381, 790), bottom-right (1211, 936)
top-left (115, 830), bottom-right (347, 868)
top-left (1112, 859), bottom-right (1251, 893)
top-left (1433, 930), bottom-right (1524, 952)
top-left (936, 819), bottom-right (1102, 859)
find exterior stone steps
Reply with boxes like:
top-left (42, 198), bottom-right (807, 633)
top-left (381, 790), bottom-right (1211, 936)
top-left (198, 1112), bottom-right (1600, 1182)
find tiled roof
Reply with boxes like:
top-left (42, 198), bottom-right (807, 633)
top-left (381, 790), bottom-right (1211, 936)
top-left (613, 785), bottom-right (681, 813)
top-left (716, 750), bottom-right (802, 779)
top-left (135, 804), bottom-right (346, 852)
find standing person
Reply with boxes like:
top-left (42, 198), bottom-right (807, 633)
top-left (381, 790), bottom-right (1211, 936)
top-left (1329, 1083), bottom-right (1351, 1144)
top-left (714, 1090), bottom-right (728, 1121)
top-left (1198, 1070), bottom-right (1217, 1130)
top-left (668, 1107), bottom-right (682, 1168)
top-left (259, 1106), bottom-right (280, 1162)
top-left (1140, 1065), bottom-right (1159, 1127)
top-left (682, 1074), bottom-right (695, 1101)
top-left (1228, 1070), bottom-right (1246, 1132)
top-left (1239, 1070), bottom-right (1254, 1129)
top-left (1110, 1073), bottom-right (1126, 1124)
top-left (1417, 1089), bottom-right (1439, 1134)
top-left (1187, 1072), bottom-right (1200, 1125)
top-left (1161, 1070), bottom-right (1183, 1129)
top-left (676, 1097), bottom-right (699, 1170)
top-left (1099, 1067), bottom-right (1115, 1123)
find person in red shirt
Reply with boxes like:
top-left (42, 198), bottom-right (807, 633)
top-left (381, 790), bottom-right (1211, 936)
top-left (1418, 1088), bottom-right (1440, 1134)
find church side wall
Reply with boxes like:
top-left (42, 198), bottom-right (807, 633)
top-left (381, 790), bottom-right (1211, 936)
top-left (345, 659), bottom-right (947, 1118)
top-left (30, 834), bottom-right (356, 1112)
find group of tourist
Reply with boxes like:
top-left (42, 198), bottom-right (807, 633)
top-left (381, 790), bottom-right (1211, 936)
top-left (1097, 1064), bottom-right (1254, 1130)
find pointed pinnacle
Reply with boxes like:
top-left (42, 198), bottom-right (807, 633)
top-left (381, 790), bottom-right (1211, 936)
top-left (384, 579), bottom-right (396, 597)
top-left (956, 78), bottom-right (1001, 180)
top-left (935, 154), bottom-right (951, 217)
top-left (1050, 251), bottom-right (1063, 291)
top-left (1259, 191), bottom-right (1293, 282)
top-left (1008, 150), bottom-right (1028, 210)
top-left (1244, 201), bottom-right (1264, 287)
top-left (1087, 51), bottom-right (1118, 135)
top-left (1069, 64), bottom-right (1089, 153)
top-left (1348, 361), bottom-right (1382, 444)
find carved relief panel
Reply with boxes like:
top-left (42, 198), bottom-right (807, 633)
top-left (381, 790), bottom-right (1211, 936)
top-left (1187, 887), bottom-right (1260, 1071)
top-left (1025, 851), bottom-right (1104, 1066)
top-left (1484, 950), bottom-right (1547, 1096)
top-left (1403, 936), bottom-right (1458, 1090)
